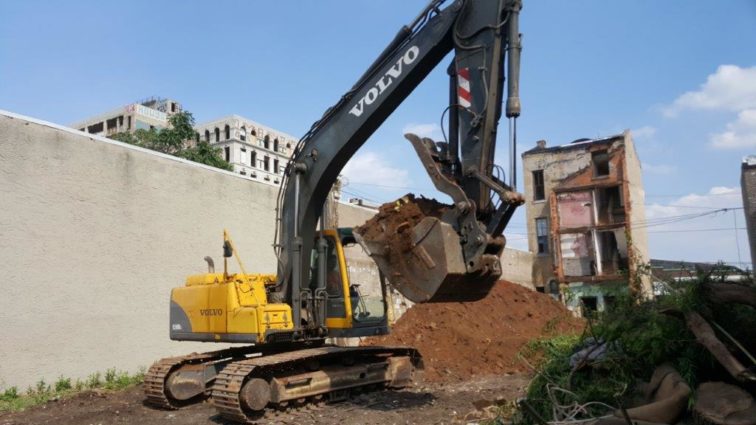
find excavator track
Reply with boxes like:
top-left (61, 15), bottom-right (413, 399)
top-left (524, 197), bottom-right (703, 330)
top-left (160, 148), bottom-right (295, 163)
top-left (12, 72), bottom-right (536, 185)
top-left (211, 345), bottom-right (420, 424)
top-left (144, 346), bottom-right (261, 409)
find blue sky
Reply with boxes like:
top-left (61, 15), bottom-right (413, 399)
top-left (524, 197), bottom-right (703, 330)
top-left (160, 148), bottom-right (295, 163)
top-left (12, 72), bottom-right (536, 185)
top-left (2, 1), bottom-right (755, 267)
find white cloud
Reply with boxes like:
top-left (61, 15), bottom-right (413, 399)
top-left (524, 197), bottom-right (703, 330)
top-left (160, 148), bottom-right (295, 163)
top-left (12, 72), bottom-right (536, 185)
top-left (710, 109), bottom-right (756, 149)
top-left (341, 151), bottom-right (410, 189)
top-left (663, 65), bottom-right (756, 117)
top-left (631, 126), bottom-right (657, 140)
top-left (402, 122), bottom-right (443, 140)
top-left (645, 186), bottom-right (741, 220)
top-left (643, 187), bottom-right (747, 265)
top-left (642, 162), bottom-right (675, 175)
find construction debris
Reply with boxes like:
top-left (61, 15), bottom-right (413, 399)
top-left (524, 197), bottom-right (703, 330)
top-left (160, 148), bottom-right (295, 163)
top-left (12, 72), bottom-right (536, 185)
top-left (694, 382), bottom-right (756, 425)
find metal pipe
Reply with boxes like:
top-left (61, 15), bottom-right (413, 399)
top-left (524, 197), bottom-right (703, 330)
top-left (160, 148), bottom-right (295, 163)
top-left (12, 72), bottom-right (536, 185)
top-left (204, 256), bottom-right (215, 273)
top-left (447, 62), bottom-right (459, 169)
top-left (509, 117), bottom-right (517, 189)
top-left (505, 0), bottom-right (522, 119)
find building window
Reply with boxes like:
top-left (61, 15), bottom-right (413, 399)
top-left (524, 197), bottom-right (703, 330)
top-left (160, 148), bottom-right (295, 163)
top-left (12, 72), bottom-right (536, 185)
top-left (240, 126), bottom-right (247, 142)
top-left (533, 170), bottom-right (545, 201)
top-left (224, 125), bottom-right (231, 140)
top-left (263, 156), bottom-right (270, 172)
top-left (127, 116), bottom-right (132, 130)
top-left (215, 128), bottom-right (220, 142)
top-left (592, 150), bottom-right (610, 177)
top-left (195, 132), bottom-right (200, 143)
top-left (250, 127), bottom-right (257, 137)
top-left (251, 151), bottom-right (256, 168)
top-left (224, 146), bottom-right (230, 162)
top-left (274, 159), bottom-right (279, 174)
top-left (273, 138), bottom-right (279, 152)
top-left (536, 217), bottom-right (549, 254)
top-left (205, 130), bottom-right (210, 142)
top-left (263, 135), bottom-right (270, 150)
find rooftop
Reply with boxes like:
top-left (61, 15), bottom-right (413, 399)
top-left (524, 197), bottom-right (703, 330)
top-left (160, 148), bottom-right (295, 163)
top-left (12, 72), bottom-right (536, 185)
top-left (521, 131), bottom-right (628, 157)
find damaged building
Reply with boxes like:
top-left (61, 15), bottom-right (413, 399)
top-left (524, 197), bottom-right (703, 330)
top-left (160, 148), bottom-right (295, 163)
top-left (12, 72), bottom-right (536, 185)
top-left (522, 131), bottom-right (650, 315)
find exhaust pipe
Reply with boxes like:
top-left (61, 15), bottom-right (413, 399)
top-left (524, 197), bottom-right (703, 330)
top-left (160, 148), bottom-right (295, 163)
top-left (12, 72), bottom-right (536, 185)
top-left (204, 256), bottom-right (215, 273)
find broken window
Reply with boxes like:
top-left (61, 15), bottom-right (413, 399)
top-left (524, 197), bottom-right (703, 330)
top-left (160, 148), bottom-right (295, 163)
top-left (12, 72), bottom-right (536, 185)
top-left (250, 151), bottom-right (256, 168)
top-left (240, 126), bottom-right (247, 142)
top-left (274, 159), bottom-right (280, 174)
top-left (106, 117), bottom-right (118, 132)
top-left (596, 229), bottom-right (628, 275)
top-left (592, 150), bottom-right (610, 177)
top-left (535, 218), bottom-right (549, 254)
top-left (127, 116), bottom-right (132, 130)
top-left (205, 130), bottom-right (210, 142)
top-left (596, 186), bottom-right (625, 225)
top-left (533, 170), bottom-right (545, 201)
top-left (263, 156), bottom-right (270, 171)
top-left (215, 128), bottom-right (220, 142)
top-left (224, 146), bottom-right (230, 162)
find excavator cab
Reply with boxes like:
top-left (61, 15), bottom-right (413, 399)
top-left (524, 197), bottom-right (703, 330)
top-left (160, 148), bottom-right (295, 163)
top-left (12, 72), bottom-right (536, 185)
top-left (309, 229), bottom-right (389, 338)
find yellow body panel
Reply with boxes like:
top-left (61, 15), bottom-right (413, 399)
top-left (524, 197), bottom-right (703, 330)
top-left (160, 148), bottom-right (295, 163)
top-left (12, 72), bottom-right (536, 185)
top-left (171, 273), bottom-right (293, 343)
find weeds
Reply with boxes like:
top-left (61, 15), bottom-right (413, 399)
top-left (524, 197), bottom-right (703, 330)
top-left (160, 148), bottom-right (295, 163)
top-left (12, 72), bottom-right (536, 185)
top-left (0, 367), bottom-right (145, 413)
top-left (519, 275), bottom-right (755, 424)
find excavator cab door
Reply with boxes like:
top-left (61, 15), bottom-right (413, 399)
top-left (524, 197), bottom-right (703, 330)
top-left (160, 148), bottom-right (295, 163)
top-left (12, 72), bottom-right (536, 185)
top-left (310, 229), bottom-right (389, 338)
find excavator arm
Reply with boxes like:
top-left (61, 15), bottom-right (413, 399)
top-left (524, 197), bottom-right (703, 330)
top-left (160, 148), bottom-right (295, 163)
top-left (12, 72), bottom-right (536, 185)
top-left (274, 0), bottom-right (524, 333)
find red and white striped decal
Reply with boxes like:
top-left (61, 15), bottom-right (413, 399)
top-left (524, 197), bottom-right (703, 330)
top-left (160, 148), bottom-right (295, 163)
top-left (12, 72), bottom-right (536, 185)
top-left (457, 67), bottom-right (472, 108)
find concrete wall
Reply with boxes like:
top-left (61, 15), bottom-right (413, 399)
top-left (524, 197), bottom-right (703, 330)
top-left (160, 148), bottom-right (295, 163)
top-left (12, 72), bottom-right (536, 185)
top-left (500, 248), bottom-right (535, 289)
top-left (0, 111), bottom-right (378, 390)
top-left (623, 132), bottom-right (651, 295)
top-left (741, 159), bottom-right (756, 271)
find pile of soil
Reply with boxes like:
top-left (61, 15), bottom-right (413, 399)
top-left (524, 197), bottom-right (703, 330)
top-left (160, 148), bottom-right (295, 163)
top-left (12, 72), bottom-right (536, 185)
top-left (364, 280), bottom-right (584, 382)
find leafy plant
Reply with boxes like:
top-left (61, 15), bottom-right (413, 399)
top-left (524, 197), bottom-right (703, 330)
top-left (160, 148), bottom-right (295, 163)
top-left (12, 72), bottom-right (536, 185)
top-left (110, 111), bottom-right (232, 171)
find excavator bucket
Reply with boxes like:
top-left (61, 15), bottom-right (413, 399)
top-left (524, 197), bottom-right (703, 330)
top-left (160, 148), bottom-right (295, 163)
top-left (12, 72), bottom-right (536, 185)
top-left (353, 197), bottom-right (500, 303)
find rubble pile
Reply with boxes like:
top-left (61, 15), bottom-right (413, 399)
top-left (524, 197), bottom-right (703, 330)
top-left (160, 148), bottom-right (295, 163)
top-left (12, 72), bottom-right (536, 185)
top-left (365, 280), bottom-right (584, 382)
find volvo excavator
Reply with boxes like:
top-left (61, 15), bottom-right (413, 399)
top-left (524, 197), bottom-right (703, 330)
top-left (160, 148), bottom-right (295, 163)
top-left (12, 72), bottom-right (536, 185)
top-left (145, 0), bottom-right (525, 422)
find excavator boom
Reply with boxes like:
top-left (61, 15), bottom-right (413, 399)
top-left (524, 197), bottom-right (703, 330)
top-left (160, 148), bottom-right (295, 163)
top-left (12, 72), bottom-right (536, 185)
top-left (275, 0), bottom-right (523, 310)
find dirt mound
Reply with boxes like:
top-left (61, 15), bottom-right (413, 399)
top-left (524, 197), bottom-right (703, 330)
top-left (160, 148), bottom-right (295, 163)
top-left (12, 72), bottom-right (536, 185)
top-left (364, 281), bottom-right (584, 382)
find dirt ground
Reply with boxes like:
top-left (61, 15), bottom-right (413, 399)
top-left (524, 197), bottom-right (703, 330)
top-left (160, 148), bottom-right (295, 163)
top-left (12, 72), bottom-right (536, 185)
top-left (0, 374), bottom-right (530, 425)
top-left (0, 267), bottom-right (581, 424)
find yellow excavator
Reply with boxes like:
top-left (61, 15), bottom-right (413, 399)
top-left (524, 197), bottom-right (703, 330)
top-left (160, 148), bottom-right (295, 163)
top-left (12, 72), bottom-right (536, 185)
top-left (145, 0), bottom-right (525, 422)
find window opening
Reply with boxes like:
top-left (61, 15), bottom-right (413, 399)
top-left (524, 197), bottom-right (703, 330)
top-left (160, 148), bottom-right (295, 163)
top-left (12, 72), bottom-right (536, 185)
top-left (533, 170), bottom-right (545, 201)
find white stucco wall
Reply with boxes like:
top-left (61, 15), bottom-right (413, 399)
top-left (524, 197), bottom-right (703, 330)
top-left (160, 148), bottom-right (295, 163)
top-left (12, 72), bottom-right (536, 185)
top-left (0, 112), bottom-right (379, 390)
